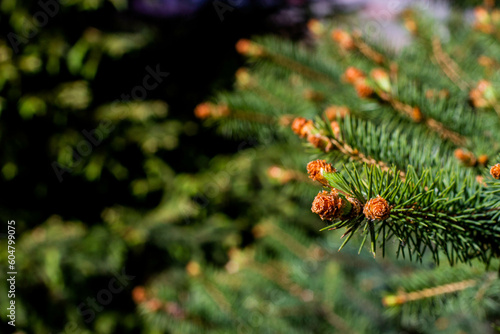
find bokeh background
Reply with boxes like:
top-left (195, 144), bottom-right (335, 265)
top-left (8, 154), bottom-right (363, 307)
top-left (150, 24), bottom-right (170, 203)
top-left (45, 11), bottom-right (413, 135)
top-left (0, 0), bottom-right (497, 333)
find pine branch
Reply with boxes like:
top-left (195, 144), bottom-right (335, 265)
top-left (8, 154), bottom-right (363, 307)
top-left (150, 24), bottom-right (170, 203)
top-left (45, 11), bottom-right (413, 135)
top-left (236, 39), bottom-right (338, 88)
top-left (308, 162), bottom-right (500, 264)
top-left (383, 278), bottom-right (479, 306)
top-left (431, 37), bottom-right (472, 91)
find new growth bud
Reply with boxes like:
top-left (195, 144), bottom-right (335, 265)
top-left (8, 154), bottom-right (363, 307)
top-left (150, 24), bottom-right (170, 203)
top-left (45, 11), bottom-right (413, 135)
top-left (343, 67), bottom-right (365, 84)
top-left (331, 29), bottom-right (355, 50)
top-left (307, 159), bottom-right (336, 185)
top-left (370, 68), bottom-right (391, 93)
top-left (291, 117), bottom-right (314, 138)
top-left (363, 195), bottom-right (391, 221)
top-left (325, 105), bottom-right (349, 120)
top-left (311, 190), bottom-right (346, 220)
top-left (235, 39), bottom-right (263, 57)
top-left (469, 80), bottom-right (496, 108)
top-left (194, 102), bottom-right (230, 119)
top-left (454, 148), bottom-right (477, 167)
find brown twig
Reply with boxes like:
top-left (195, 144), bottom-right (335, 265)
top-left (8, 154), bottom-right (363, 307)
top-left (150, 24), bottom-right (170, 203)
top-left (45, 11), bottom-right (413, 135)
top-left (265, 51), bottom-right (337, 88)
top-left (377, 91), bottom-right (467, 146)
top-left (327, 136), bottom-right (407, 180)
top-left (383, 278), bottom-right (478, 306)
top-left (352, 32), bottom-right (386, 65)
top-left (431, 37), bottom-right (471, 91)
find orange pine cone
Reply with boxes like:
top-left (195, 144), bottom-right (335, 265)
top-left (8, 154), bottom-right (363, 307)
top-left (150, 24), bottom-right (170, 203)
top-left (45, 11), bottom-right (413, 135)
top-left (343, 67), bottom-right (365, 84)
top-left (330, 121), bottom-right (341, 138)
top-left (132, 286), bottom-right (146, 304)
top-left (235, 39), bottom-right (263, 56)
top-left (291, 117), bottom-right (314, 138)
top-left (354, 79), bottom-right (374, 98)
top-left (411, 107), bottom-right (423, 122)
top-left (454, 148), bottom-right (477, 166)
top-left (307, 134), bottom-right (332, 151)
top-left (478, 155), bottom-right (489, 166)
top-left (235, 39), bottom-right (251, 54)
top-left (311, 190), bottom-right (345, 220)
top-left (307, 160), bottom-right (336, 185)
top-left (194, 102), bottom-right (212, 119)
top-left (454, 148), bottom-right (466, 160)
top-left (490, 163), bottom-right (500, 179)
top-left (363, 195), bottom-right (391, 220)
top-left (325, 105), bottom-right (349, 120)
top-left (331, 29), bottom-right (355, 50)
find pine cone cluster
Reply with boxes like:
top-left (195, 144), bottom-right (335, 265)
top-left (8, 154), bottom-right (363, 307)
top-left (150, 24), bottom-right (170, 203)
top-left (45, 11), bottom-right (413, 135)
top-left (454, 149), bottom-right (489, 167)
top-left (308, 160), bottom-right (392, 222)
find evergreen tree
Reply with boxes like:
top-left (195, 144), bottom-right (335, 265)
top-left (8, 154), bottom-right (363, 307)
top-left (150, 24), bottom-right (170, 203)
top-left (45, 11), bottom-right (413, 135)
top-left (1, 0), bottom-right (500, 333)
top-left (187, 2), bottom-right (500, 332)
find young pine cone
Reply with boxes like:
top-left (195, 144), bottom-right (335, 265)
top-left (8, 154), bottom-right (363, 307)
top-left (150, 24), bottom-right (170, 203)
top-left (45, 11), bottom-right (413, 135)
top-left (454, 148), bottom-right (477, 167)
top-left (325, 105), bottom-right (349, 120)
top-left (307, 134), bottom-right (333, 152)
top-left (478, 155), bottom-right (489, 166)
top-left (311, 190), bottom-right (345, 220)
top-left (307, 160), bottom-right (336, 185)
top-left (194, 102), bottom-right (212, 119)
top-left (235, 39), bottom-right (263, 57)
top-left (331, 29), bottom-right (355, 50)
top-left (354, 79), bottom-right (374, 98)
top-left (491, 163), bottom-right (500, 179)
top-left (363, 195), bottom-right (391, 221)
top-left (343, 67), bottom-right (365, 84)
top-left (291, 117), bottom-right (314, 138)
